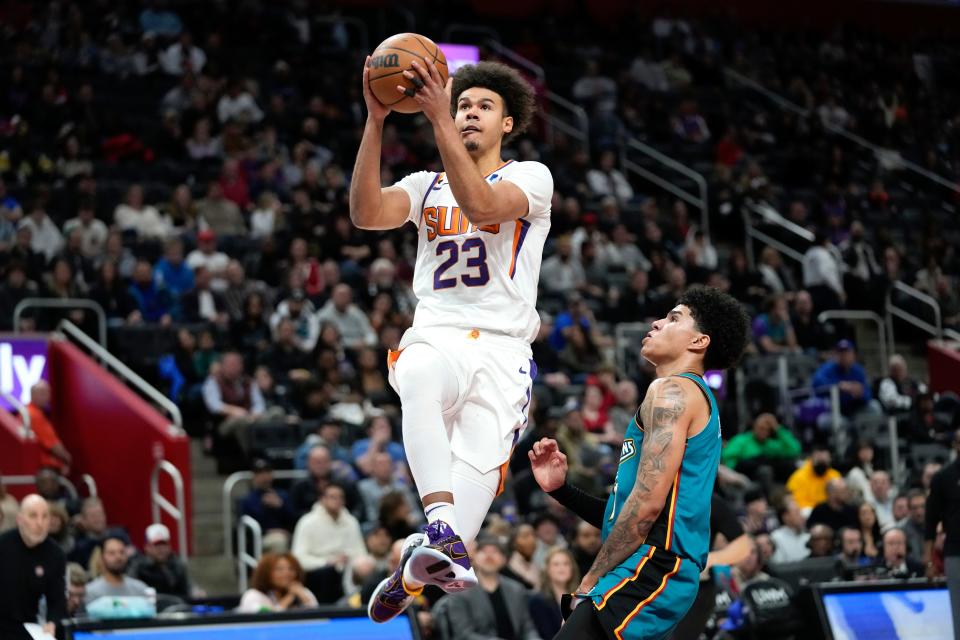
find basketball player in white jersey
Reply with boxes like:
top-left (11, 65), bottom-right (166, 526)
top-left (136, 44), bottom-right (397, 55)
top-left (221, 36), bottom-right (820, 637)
top-left (350, 57), bottom-right (552, 622)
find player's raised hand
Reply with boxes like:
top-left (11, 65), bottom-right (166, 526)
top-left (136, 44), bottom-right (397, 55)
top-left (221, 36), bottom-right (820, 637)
top-left (362, 56), bottom-right (392, 122)
top-left (528, 438), bottom-right (568, 493)
top-left (404, 57), bottom-right (453, 124)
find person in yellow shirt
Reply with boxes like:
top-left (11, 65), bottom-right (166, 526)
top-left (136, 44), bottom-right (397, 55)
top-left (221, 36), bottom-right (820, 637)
top-left (787, 444), bottom-right (841, 511)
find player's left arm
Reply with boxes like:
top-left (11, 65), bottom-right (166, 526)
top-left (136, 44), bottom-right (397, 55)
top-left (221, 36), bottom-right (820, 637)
top-left (578, 377), bottom-right (693, 592)
top-left (407, 58), bottom-right (534, 226)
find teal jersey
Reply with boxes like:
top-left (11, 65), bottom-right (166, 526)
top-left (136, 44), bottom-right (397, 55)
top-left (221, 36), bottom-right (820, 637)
top-left (601, 373), bottom-right (721, 569)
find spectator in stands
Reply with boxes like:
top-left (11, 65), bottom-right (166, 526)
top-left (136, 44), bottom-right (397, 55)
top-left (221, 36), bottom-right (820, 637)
top-left (291, 482), bottom-right (365, 603)
top-left (569, 520), bottom-right (602, 579)
top-left (270, 290), bottom-right (320, 354)
top-left (877, 354), bottom-right (925, 415)
top-left (529, 547), bottom-right (580, 640)
top-left (240, 459), bottom-right (297, 550)
top-left (540, 236), bottom-right (585, 297)
top-left (238, 552), bottom-right (318, 612)
top-left (893, 495), bottom-right (909, 524)
top-left (586, 150), bottom-right (634, 206)
top-left (902, 489), bottom-right (927, 561)
top-left (880, 527), bottom-right (923, 578)
top-left (352, 415), bottom-right (406, 476)
top-left (770, 497), bottom-right (810, 564)
top-left (202, 351), bottom-right (271, 453)
top-left (218, 78), bottom-right (264, 125)
top-left (185, 117), bottom-right (222, 161)
top-left (26, 382), bottom-right (72, 475)
top-left (260, 317), bottom-right (312, 385)
top-left (935, 275), bottom-right (960, 330)
top-left (153, 238), bottom-right (194, 299)
top-left (787, 444), bottom-right (841, 510)
top-left (18, 203), bottom-right (63, 262)
top-left (127, 259), bottom-right (174, 325)
top-left (740, 488), bottom-right (777, 536)
top-left (62, 199), bottom-right (108, 259)
top-left (790, 290), bottom-right (829, 352)
top-left (733, 537), bottom-right (770, 588)
top-left (358, 452), bottom-right (421, 525)
top-left (66, 563), bottom-right (88, 618)
top-left (835, 527), bottom-right (872, 575)
top-left (809, 478), bottom-right (860, 532)
top-left (721, 412), bottom-right (801, 482)
top-left (839, 221), bottom-right (882, 310)
top-left (672, 99), bottom-right (711, 144)
top-left (857, 502), bottom-right (882, 559)
top-left (114, 184), bottom-right (173, 241)
top-left (295, 419), bottom-right (351, 468)
top-left (808, 524), bottom-right (837, 558)
top-left (160, 31), bottom-right (206, 75)
top-left (315, 284), bottom-right (377, 349)
top-left (47, 502), bottom-right (74, 555)
top-left (34, 468), bottom-right (77, 518)
top-left (84, 535), bottom-right (149, 604)
top-left (504, 523), bottom-right (541, 590)
top-left (752, 294), bottom-right (798, 354)
top-left (231, 294), bottom-right (272, 362)
top-left (290, 445), bottom-right (361, 518)
top-left (865, 470), bottom-right (897, 530)
top-left (802, 232), bottom-right (844, 311)
top-left (99, 231), bottom-right (137, 280)
top-left (438, 534), bottom-right (541, 640)
top-left (180, 265), bottom-right (228, 326)
top-left (811, 340), bottom-right (879, 425)
top-left (757, 247), bottom-right (797, 297)
top-left (88, 260), bottom-right (136, 322)
top-left (128, 524), bottom-right (191, 598)
top-left (197, 182), bottom-right (246, 237)
top-left (0, 475), bottom-right (16, 532)
top-left (0, 262), bottom-right (37, 331)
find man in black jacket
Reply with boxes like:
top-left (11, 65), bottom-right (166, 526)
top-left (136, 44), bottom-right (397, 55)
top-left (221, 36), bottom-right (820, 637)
top-left (128, 524), bottom-right (192, 598)
top-left (0, 494), bottom-right (67, 639)
top-left (925, 430), bottom-right (960, 640)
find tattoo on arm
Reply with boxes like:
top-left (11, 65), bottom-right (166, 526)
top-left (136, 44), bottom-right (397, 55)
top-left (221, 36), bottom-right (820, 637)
top-left (585, 380), bottom-right (686, 582)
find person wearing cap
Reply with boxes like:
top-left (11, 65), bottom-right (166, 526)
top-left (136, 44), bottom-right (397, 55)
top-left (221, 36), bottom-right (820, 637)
top-left (186, 227), bottom-right (230, 288)
top-left (811, 339), bottom-right (879, 423)
top-left (269, 289), bottom-right (320, 353)
top-left (127, 524), bottom-right (192, 598)
top-left (433, 535), bottom-right (540, 640)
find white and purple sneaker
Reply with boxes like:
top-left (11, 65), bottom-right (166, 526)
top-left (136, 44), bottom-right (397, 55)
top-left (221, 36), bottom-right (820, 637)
top-left (403, 520), bottom-right (477, 593)
top-left (367, 532), bottom-right (426, 623)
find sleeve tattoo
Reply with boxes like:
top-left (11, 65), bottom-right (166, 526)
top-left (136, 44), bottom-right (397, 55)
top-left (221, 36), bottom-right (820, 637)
top-left (584, 379), bottom-right (686, 583)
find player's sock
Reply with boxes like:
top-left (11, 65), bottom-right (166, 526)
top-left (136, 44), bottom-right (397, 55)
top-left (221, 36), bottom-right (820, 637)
top-left (423, 501), bottom-right (460, 534)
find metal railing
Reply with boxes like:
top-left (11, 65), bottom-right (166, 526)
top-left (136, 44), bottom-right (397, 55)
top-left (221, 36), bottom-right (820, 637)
top-left (620, 138), bottom-right (710, 236)
top-left (151, 460), bottom-right (188, 562)
top-left (222, 470), bottom-right (307, 561)
top-left (237, 515), bottom-right (263, 593)
top-left (1, 473), bottom-right (96, 499)
top-left (888, 416), bottom-right (902, 490)
top-left (724, 67), bottom-right (960, 197)
top-left (0, 390), bottom-right (31, 438)
top-left (885, 281), bottom-right (943, 353)
top-left (817, 310), bottom-right (889, 374)
top-left (14, 298), bottom-right (107, 347)
top-left (56, 320), bottom-right (182, 432)
top-left (743, 201), bottom-right (814, 268)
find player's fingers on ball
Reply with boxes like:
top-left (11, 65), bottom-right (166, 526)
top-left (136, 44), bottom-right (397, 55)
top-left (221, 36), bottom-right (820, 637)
top-left (410, 59), bottom-right (429, 82)
top-left (424, 56), bottom-right (440, 81)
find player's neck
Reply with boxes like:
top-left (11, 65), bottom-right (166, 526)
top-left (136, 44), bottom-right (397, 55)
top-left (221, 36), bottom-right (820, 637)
top-left (654, 356), bottom-right (704, 380)
top-left (470, 145), bottom-right (505, 176)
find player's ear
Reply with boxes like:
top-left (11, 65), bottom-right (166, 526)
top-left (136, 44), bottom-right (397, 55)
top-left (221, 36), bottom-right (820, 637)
top-left (690, 332), bottom-right (710, 352)
top-left (502, 115), bottom-right (514, 135)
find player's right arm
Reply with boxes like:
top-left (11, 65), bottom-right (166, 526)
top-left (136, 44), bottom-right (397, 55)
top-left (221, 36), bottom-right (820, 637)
top-left (349, 57), bottom-right (412, 231)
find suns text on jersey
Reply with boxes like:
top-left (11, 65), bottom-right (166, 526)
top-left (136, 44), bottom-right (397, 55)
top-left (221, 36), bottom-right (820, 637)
top-left (423, 205), bottom-right (501, 242)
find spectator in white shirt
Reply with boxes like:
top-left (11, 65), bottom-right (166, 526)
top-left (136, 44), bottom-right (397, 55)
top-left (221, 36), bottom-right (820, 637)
top-left (314, 284), bottom-right (377, 349)
top-left (270, 290), bottom-right (320, 353)
top-left (218, 78), bottom-right (264, 124)
top-left (186, 230), bottom-right (230, 289)
top-left (250, 191), bottom-right (283, 239)
top-left (572, 60), bottom-right (618, 113)
top-left (159, 32), bottom-right (206, 76)
top-left (770, 497), bottom-right (811, 564)
top-left (291, 483), bottom-right (365, 603)
top-left (540, 235), bottom-right (585, 296)
top-left (237, 552), bottom-right (318, 613)
top-left (865, 470), bottom-right (897, 530)
top-left (18, 204), bottom-right (64, 261)
top-left (586, 150), bottom-right (634, 206)
top-left (114, 184), bottom-right (173, 241)
top-left (877, 354), bottom-right (926, 414)
top-left (61, 200), bottom-right (107, 259)
top-left (802, 231), bottom-right (844, 311)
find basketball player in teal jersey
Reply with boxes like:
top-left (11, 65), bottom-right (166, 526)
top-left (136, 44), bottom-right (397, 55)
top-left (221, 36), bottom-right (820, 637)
top-left (530, 286), bottom-right (750, 640)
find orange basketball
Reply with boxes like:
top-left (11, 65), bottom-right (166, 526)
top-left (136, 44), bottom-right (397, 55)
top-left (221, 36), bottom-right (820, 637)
top-left (367, 33), bottom-right (449, 114)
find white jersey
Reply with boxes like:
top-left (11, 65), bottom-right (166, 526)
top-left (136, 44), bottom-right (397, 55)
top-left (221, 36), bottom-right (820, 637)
top-left (394, 160), bottom-right (553, 343)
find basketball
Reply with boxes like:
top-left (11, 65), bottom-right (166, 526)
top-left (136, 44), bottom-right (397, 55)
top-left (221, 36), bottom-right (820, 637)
top-left (367, 33), bottom-right (449, 114)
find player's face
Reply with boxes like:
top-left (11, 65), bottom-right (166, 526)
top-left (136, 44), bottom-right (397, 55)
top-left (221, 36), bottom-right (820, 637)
top-left (455, 87), bottom-right (513, 154)
top-left (640, 305), bottom-right (708, 366)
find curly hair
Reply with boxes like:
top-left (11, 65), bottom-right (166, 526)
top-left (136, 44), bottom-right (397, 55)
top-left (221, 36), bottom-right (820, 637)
top-left (449, 61), bottom-right (536, 144)
top-left (677, 285), bottom-right (750, 371)
top-left (250, 552), bottom-right (305, 595)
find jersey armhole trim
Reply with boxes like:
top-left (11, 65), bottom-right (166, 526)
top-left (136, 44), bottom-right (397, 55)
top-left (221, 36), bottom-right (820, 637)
top-left (416, 173), bottom-right (441, 227)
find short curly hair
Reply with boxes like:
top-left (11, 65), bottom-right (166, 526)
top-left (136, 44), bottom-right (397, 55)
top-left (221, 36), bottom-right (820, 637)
top-left (678, 285), bottom-right (750, 371)
top-left (449, 61), bottom-right (536, 145)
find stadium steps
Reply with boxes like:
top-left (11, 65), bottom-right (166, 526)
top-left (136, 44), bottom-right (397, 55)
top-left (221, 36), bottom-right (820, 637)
top-left (187, 439), bottom-right (239, 596)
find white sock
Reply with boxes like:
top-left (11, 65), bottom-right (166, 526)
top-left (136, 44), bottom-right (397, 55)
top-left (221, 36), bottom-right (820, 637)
top-left (424, 501), bottom-right (460, 533)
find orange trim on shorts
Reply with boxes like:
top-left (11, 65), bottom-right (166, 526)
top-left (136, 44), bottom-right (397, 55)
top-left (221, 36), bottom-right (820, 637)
top-left (387, 348), bottom-right (404, 370)
top-left (613, 557), bottom-right (682, 640)
top-left (596, 546), bottom-right (656, 611)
